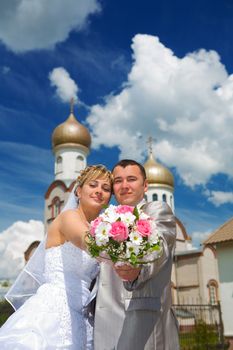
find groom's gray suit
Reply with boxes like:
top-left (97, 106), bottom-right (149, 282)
top-left (94, 201), bottom-right (180, 350)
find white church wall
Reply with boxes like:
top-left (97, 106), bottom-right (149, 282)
top-left (146, 186), bottom-right (174, 212)
top-left (54, 147), bottom-right (87, 186)
top-left (217, 242), bottom-right (233, 337)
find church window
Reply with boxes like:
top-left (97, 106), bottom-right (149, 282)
top-left (56, 156), bottom-right (62, 174)
top-left (51, 197), bottom-right (62, 218)
top-left (208, 280), bottom-right (218, 305)
top-left (152, 193), bottom-right (158, 201)
top-left (76, 155), bottom-right (84, 172)
top-left (162, 194), bottom-right (167, 202)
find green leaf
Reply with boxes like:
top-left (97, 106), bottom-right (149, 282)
top-left (109, 253), bottom-right (118, 263)
top-left (109, 238), bottom-right (120, 249)
top-left (129, 253), bottom-right (138, 266)
top-left (151, 244), bottom-right (161, 251)
top-left (133, 206), bottom-right (140, 220)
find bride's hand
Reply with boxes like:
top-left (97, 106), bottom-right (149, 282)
top-left (114, 264), bottom-right (141, 282)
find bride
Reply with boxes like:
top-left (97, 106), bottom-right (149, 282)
top-left (0, 165), bottom-right (112, 349)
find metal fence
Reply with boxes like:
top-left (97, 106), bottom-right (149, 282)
top-left (173, 303), bottom-right (229, 350)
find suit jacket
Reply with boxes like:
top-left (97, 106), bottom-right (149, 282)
top-left (94, 201), bottom-right (180, 350)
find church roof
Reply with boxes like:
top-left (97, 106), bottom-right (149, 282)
top-left (52, 101), bottom-right (91, 150)
top-left (52, 112), bottom-right (91, 149)
top-left (175, 216), bottom-right (191, 241)
top-left (204, 217), bottom-right (233, 244)
top-left (175, 248), bottom-right (202, 256)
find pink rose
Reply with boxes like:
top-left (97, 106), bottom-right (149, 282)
top-left (110, 221), bottom-right (129, 242)
top-left (90, 217), bottom-right (103, 236)
top-left (136, 219), bottom-right (152, 237)
top-left (116, 205), bottom-right (134, 214)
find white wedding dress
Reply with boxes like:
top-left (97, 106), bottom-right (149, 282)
top-left (0, 241), bottom-right (99, 349)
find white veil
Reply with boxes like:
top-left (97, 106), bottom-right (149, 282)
top-left (5, 189), bottom-right (79, 310)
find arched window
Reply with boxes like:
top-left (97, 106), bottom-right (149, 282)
top-left (56, 156), bottom-right (62, 174)
top-left (170, 195), bottom-right (173, 206)
top-left (208, 280), bottom-right (218, 305)
top-left (51, 197), bottom-right (62, 218)
top-left (162, 193), bottom-right (167, 202)
top-left (76, 155), bottom-right (84, 172)
top-left (152, 193), bottom-right (158, 201)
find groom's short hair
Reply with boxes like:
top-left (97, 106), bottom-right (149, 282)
top-left (112, 159), bottom-right (147, 181)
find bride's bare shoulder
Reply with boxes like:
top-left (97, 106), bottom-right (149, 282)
top-left (59, 210), bottom-right (80, 226)
top-left (60, 209), bottom-right (78, 219)
top-left (48, 210), bottom-right (78, 233)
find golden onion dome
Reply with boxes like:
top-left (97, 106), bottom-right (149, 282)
top-left (144, 152), bottom-right (174, 188)
top-left (52, 112), bottom-right (91, 150)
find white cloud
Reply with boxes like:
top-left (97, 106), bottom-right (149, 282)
top-left (191, 230), bottom-right (213, 247)
top-left (205, 190), bottom-right (233, 207)
top-left (49, 67), bottom-right (79, 103)
top-left (0, 0), bottom-right (100, 53)
top-left (87, 34), bottom-right (233, 187)
top-left (216, 75), bottom-right (233, 101)
top-left (2, 66), bottom-right (10, 74)
top-left (0, 220), bottom-right (44, 279)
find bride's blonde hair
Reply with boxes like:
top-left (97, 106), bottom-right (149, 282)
top-left (76, 164), bottom-right (113, 189)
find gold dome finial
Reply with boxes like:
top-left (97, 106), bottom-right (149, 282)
top-left (70, 97), bottom-right (75, 114)
top-left (144, 136), bottom-right (174, 188)
top-left (147, 136), bottom-right (155, 156)
top-left (147, 136), bottom-right (153, 155)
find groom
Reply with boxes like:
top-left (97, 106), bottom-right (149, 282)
top-left (94, 159), bottom-right (180, 350)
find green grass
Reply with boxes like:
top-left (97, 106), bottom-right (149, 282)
top-left (0, 299), bottom-right (14, 327)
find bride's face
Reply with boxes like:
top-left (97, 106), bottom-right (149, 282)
top-left (77, 176), bottom-right (112, 210)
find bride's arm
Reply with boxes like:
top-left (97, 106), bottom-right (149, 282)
top-left (58, 210), bottom-right (89, 250)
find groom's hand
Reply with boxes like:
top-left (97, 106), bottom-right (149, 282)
top-left (114, 265), bottom-right (141, 282)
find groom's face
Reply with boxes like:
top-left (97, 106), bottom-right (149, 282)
top-left (113, 165), bottom-right (148, 206)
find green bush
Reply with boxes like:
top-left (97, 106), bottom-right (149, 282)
top-left (1, 281), bottom-right (10, 288)
top-left (179, 319), bottom-right (230, 349)
top-left (194, 320), bottom-right (218, 348)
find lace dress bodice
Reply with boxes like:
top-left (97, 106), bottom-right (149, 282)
top-left (44, 241), bottom-right (99, 310)
top-left (0, 241), bottom-right (99, 349)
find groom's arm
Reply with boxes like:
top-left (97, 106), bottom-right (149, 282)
top-left (123, 200), bottom-right (176, 291)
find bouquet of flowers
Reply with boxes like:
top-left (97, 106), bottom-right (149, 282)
top-left (86, 204), bottom-right (163, 266)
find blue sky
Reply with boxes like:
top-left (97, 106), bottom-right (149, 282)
top-left (1, 0), bottom-right (233, 249)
